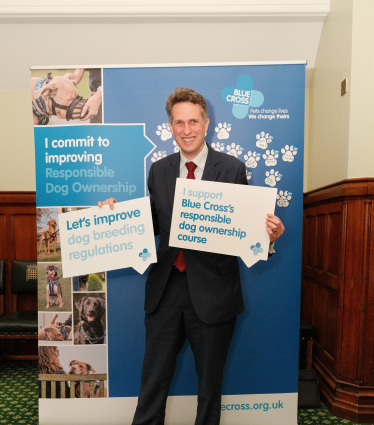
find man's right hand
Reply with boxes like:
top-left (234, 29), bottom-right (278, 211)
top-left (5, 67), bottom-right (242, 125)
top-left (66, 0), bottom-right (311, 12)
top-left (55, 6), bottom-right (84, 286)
top-left (98, 198), bottom-right (117, 210)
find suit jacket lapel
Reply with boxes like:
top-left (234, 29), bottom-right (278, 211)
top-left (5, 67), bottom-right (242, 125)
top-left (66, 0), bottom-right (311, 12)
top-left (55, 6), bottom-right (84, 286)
top-left (202, 144), bottom-right (220, 182)
top-left (166, 153), bottom-right (180, 209)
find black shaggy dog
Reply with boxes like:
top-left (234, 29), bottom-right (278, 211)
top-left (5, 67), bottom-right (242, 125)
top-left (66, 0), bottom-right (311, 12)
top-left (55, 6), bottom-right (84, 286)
top-left (74, 297), bottom-right (106, 345)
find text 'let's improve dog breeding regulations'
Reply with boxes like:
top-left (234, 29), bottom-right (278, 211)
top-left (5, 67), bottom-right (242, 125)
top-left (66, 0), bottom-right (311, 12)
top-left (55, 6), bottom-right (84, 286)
top-left (59, 197), bottom-right (156, 276)
top-left (169, 179), bottom-right (277, 269)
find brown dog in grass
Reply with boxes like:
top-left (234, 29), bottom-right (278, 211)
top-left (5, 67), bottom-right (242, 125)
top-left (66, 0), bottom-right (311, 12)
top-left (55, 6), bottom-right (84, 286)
top-left (38, 314), bottom-right (72, 341)
top-left (68, 360), bottom-right (107, 398)
top-left (39, 219), bottom-right (58, 255)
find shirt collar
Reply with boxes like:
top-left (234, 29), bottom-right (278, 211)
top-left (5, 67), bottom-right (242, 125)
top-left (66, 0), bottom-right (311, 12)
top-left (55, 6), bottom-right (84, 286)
top-left (180, 142), bottom-right (208, 171)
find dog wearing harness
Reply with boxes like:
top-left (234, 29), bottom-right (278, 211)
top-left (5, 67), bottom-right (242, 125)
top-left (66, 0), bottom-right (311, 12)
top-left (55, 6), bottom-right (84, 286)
top-left (38, 313), bottom-right (72, 341)
top-left (39, 219), bottom-right (59, 255)
top-left (31, 72), bottom-right (88, 125)
top-left (74, 296), bottom-right (106, 345)
top-left (45, 265), bottom-right (64, 309)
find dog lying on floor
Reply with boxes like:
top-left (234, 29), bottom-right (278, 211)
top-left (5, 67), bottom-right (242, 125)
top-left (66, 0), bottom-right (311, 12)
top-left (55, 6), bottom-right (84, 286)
top-left (38, 314), bottom-right (72, 341)
top-left (74, 296), bottom-right (106, 344)
top-left (45, 265), bottom-right (64, 308)
top-left (31, 73), bottom-right (87, 125)
top-left (39, 219), bottom-right (58, 255)
top-left (68, 360), bottom-right (107, 398)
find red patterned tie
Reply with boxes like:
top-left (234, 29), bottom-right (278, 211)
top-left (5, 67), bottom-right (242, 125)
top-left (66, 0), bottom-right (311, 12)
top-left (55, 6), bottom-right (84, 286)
top-left (174, 162), bottom-right (197, 272)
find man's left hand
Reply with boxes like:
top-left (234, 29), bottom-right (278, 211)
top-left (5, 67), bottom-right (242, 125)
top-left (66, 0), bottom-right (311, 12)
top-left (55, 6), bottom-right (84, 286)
top-left (266, 213), bottom-right (285, 242)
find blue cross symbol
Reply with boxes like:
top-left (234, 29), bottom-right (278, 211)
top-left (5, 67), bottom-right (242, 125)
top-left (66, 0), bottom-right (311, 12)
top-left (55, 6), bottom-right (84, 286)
top-left (250, 242), bottom-right (264, 256)
top-left (139, 248), bottom-right (152, 261)
top-left (221, 75), bottom-right (264, 119)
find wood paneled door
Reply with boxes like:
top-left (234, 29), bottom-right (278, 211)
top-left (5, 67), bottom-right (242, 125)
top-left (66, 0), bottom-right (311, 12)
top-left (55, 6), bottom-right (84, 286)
top-left (302, 178), bottom-right (374, 423)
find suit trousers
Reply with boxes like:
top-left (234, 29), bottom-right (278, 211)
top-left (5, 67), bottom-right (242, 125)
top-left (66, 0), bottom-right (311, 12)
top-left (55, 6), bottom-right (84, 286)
top-left (132, 266), bottom-right (237, 425)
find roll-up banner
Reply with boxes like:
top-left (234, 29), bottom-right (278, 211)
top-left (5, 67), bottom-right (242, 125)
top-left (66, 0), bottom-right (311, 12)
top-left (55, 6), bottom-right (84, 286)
top-left (33, 62), bottom-right (305, 425)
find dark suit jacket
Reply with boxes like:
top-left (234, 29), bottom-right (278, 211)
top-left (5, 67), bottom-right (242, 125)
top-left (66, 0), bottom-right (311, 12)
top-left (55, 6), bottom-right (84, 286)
top-left (145, 144), bottom-right (248, 324)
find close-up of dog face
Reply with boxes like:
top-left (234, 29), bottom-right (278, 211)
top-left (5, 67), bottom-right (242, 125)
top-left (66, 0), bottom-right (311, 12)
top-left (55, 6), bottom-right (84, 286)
top-left (69, 360), bottom-right (95, 375)
top-left (46, 265), bottom-right (58, 277)
top-left (48, 219), bottom-right (57, 228)
top-left (75, 297), bottom-right (106, 323)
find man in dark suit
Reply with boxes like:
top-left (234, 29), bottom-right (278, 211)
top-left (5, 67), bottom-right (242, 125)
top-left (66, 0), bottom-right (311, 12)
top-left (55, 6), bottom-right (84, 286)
top-left (99, 87), bottom-right (284, 425)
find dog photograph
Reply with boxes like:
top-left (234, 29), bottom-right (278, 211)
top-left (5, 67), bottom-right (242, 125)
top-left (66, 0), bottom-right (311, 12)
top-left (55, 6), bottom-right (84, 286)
top-left (38, 345), bottom-right (108, 399)
top-left (38, 262), bottom-right (72, 312)
top-left (73, 293), bottom-right (106, 345)
top-left (73, 272), bottom-right (106, 292)
top-left (37, 207), bottom-right (65, 262)
top-left (31, 68), bottom-right (102, 126)
top-left (38, 312), bottom-right (73, 343)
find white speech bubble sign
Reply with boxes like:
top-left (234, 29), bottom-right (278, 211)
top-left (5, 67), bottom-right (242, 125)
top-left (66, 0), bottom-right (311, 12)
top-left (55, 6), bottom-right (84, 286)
top-left (59, 197), bottom-right (156, 277)
top-left (169, 179), bottom-right (277, 268)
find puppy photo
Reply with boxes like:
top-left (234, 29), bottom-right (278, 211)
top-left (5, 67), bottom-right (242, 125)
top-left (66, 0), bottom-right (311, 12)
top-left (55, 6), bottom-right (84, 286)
top-left (38, 313), bottom-right (72, 341)
top-left (73, 294), bottom-right (106, 345)
top-left (69, 360), bottom-right (108, 398)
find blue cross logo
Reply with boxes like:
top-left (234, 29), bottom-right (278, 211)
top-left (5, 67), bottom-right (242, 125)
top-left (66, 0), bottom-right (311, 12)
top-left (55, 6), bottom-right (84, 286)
top-left (250, 242), bottom-right (264, 256)
top-left (221, 75), bottom-right (264, 119)
top-left (139, 248), bottom-right (152, 261)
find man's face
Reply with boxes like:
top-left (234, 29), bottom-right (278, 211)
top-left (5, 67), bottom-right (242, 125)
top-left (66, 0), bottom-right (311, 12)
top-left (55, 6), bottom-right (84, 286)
top-left (169, 102), bottom-right (209, 160)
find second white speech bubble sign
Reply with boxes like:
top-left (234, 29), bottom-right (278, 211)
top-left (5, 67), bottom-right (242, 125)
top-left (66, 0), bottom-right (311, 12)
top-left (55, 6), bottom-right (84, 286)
top-left (169, 179), bottom-right (277, 268)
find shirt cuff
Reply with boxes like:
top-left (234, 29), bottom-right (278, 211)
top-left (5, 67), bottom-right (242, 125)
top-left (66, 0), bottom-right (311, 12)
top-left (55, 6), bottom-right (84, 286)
top-left (268, 241), bottom-right (275, 255)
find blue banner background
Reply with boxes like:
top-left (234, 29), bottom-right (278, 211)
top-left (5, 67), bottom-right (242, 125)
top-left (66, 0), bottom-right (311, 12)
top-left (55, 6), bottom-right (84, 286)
top-left (102, 64), bottom-right (305, 397)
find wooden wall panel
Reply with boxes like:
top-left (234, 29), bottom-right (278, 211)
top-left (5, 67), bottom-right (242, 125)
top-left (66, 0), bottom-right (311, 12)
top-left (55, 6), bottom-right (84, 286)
top-left (0, 214), bottom-right (5, 260)
top-left (302, 178), bottom-right (374, 423)
top-left (0, 192), bottom-right (36, 315)
top-left (327, 212), bottom-right (341, 276)
top-left (315, 214), bottom-right (326, 271)
top-left (325, 288), bottom-right (338, 362)
top-left (14, 214), bottom-right (37, 260)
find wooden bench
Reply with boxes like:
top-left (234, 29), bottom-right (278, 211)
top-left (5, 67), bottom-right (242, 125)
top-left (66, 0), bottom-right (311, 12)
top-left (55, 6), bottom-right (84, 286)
top-left (0, 260), bottom-right (38, 361)
top-left (39, 373), bottom-right (107, 398)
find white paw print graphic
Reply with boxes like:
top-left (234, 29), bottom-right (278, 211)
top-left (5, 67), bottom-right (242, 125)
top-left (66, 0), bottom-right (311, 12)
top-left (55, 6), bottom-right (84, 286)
top-left (156, 123), bottom-right (172, 141)
top-left (281, 145), bottom-right (298, 162)
top-left (256, 131), bottom-right (273, 150)
top-left (263, 149), bottom-right (279, 166)
top-left (276, 190), bottom-right (292, 207)
top-left (226, 143), bottom-right (244, 158)
top-left (244, 151), bottom-right (261, 168)
top-left (246, 171), bottom-right (252, 181)
top-left (265, 169), bottom-right (282, 187)
top-left (151, 150), bottom-right (167, 162)
top-left (215, 123), bottom-right (231, 140)
top-left (211, 141), bottom-right (225, 152)
top-left (172, 140), bottom-right (180, 153)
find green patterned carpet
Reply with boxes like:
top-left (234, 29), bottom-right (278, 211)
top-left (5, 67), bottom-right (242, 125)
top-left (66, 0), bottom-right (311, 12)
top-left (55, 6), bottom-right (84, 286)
top-left (0, 361), bottom-right (38, 425)
top-left (299, 405), bottom-right (374, 425)
top-left (0, 361), bottom-right (373, 425)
